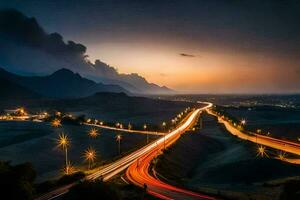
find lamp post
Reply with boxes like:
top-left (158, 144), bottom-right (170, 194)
top-left (116, 134), bottom-right (122, 155)
top-left (84, 147), bottom-right (96, 169)
top-left (57, 133), bottom-right (70, 174)
top-left (144, 124), bottom-right (148, 143)
top-left (162, 122), bottom-right (166, 150)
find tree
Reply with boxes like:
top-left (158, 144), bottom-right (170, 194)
top-left (0, 161), bottom-right (36, 200)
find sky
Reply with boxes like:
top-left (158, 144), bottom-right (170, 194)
top-left (1, 0), bottom-right (300, 93)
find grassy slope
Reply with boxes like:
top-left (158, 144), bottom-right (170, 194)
top-left (154, 112), bottom-right (300, 200)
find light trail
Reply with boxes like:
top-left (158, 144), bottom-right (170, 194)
top-left (36, 103), bottom-right (213, 200)
top-left (126, 105), bottom-right (217, 199)
top-left (84, 123), bottom-right (165, 136)
top-left (207, 109), bottom-right (300, 163)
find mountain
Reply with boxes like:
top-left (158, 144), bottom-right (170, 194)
top-left (0, 68), bottom-right (128, 98)
top-left (0, 9), bottom-right (174, 95)
top-left (0, 78), bottom-right (41, 101)
top-left (0, 77), bottom-right (43, 110)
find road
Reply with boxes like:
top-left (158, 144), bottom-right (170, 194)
top-left (126, 103), bottom-right (217, 200)
top-left (84, 122), bottom-right (165, 135)
top-left (207, 109), bottom-right (300, 162)
top-left (36, 103), bottom-right (212, 200)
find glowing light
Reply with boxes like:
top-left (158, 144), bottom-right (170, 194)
top-left (57, 133), bottom-right (69, 149)
top-left (128, 123), bottom-right (132, 130)
top-left (241, 119), bottom-right (246, 125)
top-left (116, 134), bottom-right (122, 142)
top-left (84, 147), bottom-right (97, 169)
top-left (88, 128), bottom-right (99, 138)
top-left (256, 145), bottom-right (268, 157)
top-left (278, 151), bottom-right (286, 161)
top-left (143, 124), bottom-right (147, 130)
top-left (16, 107), bottom-right (27, 116)
top-left (63, 162), bottom-right (74, 175)
top-left (116, 134), bottom-right (122, 155)
top-left (257, 129), bottom-right (262, 134)
top-left (57, 133), bottom-right (70, 174)
top-left (51, 118), bottom-right (61, 127)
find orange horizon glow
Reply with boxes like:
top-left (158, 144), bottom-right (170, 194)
top-left (86, 40), bottom-right (300, 93)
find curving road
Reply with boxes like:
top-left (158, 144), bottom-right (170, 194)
top-left (207, 109), bottom-right (300, 162)
top-left (125, 103), bottom-right (217, 200)
top-left (36, 103), bottom-right (212, 200)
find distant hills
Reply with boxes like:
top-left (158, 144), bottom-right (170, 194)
top-left (0, 78), bottom-right (41, 101)
top-left (0, 9), bottom-right (174, 95)
top-left (0, 68), bottom-right (128, 99)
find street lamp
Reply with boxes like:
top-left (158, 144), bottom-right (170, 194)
top-left (64, 162), bottom-right (73, 175)
top-left (116, 134), bottom-right (122, 155)
top-left (51, 118), bottom-right (61, 127)
top-left (162, 122), bottom-right (166, 150)
top-left (88, 128), bottom-right (99, 138)
top-left (241, 119), bottom-right (246, 126)
top-left (278, 151), bottom-right (286, 161)
top-left (84, 147), bottom-right (96, 169)
top-left (257, 145), bottom-right (268, 158)
top-left (144, 124), bottom-right (149, 143)
top-left (57, 133), bottom-right (70, 174)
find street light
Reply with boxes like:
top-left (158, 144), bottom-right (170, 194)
top-left (51, 118), bottom-right (61, 127)
top-left (278, 151), bottom-right (286, 161)
top-left (241, 119), bottom-right (246, 126)
top-left (57, 133), bottom-right (70, 174)
top-left (84, 147), bottom-right (96, 169)
top-left (63, 162), bottom-right (73, 175)
top-left (256, 145), bottom-right (268, 158)
top-left (144, 124), bottom-right (149, 143)
top-left (88, 128), bottom-right (99, 138)
top-left (116, 134), bottom-right (122, 155)
top-left (162, 122), bottom-right (166, 150)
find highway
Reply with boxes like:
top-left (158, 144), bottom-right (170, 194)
top-left (36, 103), bottom-right (213, 200)
top-left (207, 109), bottom-right (300, 161)
top-left (126, 103), bottom-right (217, 200)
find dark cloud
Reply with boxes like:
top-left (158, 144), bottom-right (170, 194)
top-left (0, 9), bottom-right (171, 94)
top-left (0, 9), bottom-right (87, 59)
top-left (180, 53), bottom-right (195, 57)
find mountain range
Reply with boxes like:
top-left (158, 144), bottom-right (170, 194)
top-left (0, 9), bottom-right (174, 95)
top-left (0, 68), bottom-right (128, 99)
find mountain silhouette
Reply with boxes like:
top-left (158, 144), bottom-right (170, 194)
top-left (0, 68), bottom-right (128, 98)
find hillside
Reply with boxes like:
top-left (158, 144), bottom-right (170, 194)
top-left (0, 68), bottom-right (128, 98)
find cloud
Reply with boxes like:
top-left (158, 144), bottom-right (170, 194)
top-left (160, 73), bottom-right (167, 77)
top-left (0, 9), bottom-right (172, 94)
top-left (179, 53), bottom-right (195, 57)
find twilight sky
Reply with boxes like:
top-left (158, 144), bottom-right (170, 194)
top-left (1, 0), bottom-right (300, 93)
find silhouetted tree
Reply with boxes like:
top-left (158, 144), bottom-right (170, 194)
top-left (0, 161), bottom-right (36, 200)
